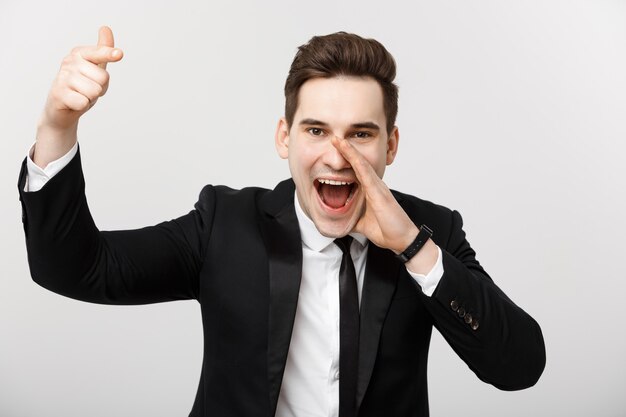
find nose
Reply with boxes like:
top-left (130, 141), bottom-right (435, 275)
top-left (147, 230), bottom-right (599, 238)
top-left (322, 135), bottom-right (351, 171)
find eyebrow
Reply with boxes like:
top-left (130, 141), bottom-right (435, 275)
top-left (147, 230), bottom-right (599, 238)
top-left (299, 118), bottom-right (380, 131)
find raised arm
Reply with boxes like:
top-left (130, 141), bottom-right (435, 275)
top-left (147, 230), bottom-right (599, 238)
top-left (19, 27), bottom-right (210, 305)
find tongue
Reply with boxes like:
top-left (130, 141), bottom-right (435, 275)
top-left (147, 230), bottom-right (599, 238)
top-left (320, 183), bottom-right (351, 209)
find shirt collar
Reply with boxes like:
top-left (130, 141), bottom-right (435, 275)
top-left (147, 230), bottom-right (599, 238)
top-left (294, 193), bottom-right (368, 252)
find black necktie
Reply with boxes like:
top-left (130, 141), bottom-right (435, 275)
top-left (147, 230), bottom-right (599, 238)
top-left (335, 236), bottom-right (359, 417)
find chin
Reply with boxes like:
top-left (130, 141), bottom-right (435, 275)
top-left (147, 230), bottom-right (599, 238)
top-left (314, 221), bottom-right (354, 239)
top-left (311, 200), bottom-right (364, 239)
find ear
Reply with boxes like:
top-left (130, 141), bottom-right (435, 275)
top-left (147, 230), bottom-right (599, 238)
top-left (386, 126), bottom-right (399, 165)
top-left (275, 117), bottom-right (290, 160)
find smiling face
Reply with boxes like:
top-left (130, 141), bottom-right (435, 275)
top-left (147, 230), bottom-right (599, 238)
top-left (275, 76), bottom-right (399, 238)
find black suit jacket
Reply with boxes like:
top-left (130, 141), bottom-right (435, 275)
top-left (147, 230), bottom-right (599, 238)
top-left (18, 150), bottom-right (545, 416)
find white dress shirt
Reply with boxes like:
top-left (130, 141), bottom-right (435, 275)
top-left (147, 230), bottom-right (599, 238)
top-left (24, 142), bottom-right (444, 417)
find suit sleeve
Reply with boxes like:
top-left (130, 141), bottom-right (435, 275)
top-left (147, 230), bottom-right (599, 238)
top-left (421, 209), bottom-right (546, 391)
top-left (17, 148), bottom-right (215, 305)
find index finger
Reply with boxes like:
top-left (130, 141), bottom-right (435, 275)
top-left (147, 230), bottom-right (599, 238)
top-left (74, 45), bottom-right (123, 66)
top-left (331, 136), bottom-right (381, 191)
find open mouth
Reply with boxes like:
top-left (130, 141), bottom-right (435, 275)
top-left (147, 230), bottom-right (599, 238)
top-left (314, 178), bottom-right (358, 210)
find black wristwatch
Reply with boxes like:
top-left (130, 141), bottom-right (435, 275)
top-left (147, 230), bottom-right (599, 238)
top-left (396, 224), bottom-right (433, 263)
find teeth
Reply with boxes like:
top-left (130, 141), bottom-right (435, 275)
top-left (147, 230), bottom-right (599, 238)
top-left (318, 179), bottom-right (352, 186)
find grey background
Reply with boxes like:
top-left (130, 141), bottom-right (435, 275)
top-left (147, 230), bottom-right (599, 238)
top-left (1, 0), bottom-right (625, 416)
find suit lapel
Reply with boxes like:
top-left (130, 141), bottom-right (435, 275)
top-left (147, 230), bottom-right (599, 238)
top-left (258, 179), bottom-right (302, 417)
top-left (356, 237), bottom-right (402, 411)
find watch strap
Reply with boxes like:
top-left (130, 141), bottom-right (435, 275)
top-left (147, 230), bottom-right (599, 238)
top-left (396, 224), bottom-right (433, 263)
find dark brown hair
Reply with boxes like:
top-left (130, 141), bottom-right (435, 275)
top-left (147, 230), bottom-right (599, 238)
top-left (284, 32), bottom-right (398, 134)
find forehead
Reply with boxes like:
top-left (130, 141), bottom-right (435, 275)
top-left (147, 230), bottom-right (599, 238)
top-left (295, 76), bottom-right (385, 126)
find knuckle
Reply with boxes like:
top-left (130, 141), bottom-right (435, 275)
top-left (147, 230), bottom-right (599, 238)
top-left (59, 75), bottom-right (77, 92)
top-left (61, 55), bottom-right (73, 66)
top-left (57, 67), bottom-right (70, 81)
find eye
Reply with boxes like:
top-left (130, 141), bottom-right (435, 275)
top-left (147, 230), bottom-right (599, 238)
top-left (352, 131), bottom-right (372, 139)
top-left (307, 127), bottom-right (325, 137)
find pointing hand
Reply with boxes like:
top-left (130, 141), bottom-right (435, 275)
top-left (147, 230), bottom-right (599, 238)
top-left (33, 26), bottom-right (123, 168)
top-left (40, 26), bottom-right (123, 132)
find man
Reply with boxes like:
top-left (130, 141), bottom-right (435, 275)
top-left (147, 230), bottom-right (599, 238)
top-left (18, 26), bottom-right (545, 416)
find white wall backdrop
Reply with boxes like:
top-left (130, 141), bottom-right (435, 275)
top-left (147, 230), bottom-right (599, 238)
top-left (1, 1), bottom-right (625, 416)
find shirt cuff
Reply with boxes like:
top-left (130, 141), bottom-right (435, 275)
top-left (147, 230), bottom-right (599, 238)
top-left (406, 246), bottom-right (443, 297)
top-left (25, 141), bottom-right (79, 192)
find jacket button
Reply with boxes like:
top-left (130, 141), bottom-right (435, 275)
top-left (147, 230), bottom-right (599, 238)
top-left (471, 319), bottom-right (480, 331)
top-left (464, 313), bottom-right (472, 324)
top-left (450, 300), bottom-right (459, 311)
top-left (457, 307), bottom-right (466, 318)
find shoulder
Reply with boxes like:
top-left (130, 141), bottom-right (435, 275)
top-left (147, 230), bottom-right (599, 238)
top-left (198, 183), bottom-right (271, 199)
top-left (193, 178), bottom-right (294, 215)
top-left (194, 183), bottom-right (271, 210)
top-left (390, 188), bottom-right (454, 222)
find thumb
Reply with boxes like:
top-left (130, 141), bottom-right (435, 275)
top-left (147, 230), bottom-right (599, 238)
top-left (97, 26), bottom-right (115, 69)
top-left (97, 26), bottom-right (114, 47)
